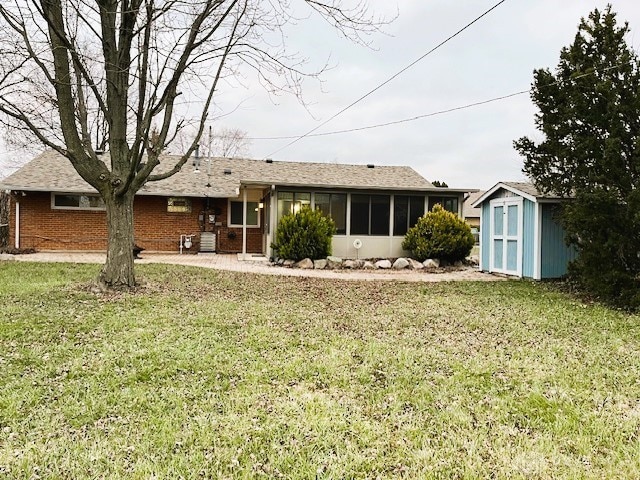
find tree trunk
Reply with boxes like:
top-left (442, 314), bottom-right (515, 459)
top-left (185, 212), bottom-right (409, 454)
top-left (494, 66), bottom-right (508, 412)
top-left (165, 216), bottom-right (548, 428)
top-left (99, 192), bottom-right (136, 289)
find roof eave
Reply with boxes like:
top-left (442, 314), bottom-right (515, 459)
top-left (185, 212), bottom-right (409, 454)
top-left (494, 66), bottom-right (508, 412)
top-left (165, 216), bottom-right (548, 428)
top-left (472, 182), bottom-right (537, 206)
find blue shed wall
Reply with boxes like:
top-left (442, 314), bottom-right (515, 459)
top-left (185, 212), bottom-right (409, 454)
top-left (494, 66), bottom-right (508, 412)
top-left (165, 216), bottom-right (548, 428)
top-left (540, 204), bottom-right (577, 279)
top-left (522, 199), bottom-right (536, 278)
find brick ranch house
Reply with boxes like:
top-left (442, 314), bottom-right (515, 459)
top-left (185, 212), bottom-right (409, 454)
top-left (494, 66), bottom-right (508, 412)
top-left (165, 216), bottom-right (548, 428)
top-left (0, 151), bottom-right (470, 259)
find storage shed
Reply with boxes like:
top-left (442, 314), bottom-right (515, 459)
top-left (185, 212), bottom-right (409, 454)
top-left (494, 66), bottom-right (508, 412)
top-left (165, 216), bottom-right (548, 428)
top-left (472, 182), bottom-right (577, 279)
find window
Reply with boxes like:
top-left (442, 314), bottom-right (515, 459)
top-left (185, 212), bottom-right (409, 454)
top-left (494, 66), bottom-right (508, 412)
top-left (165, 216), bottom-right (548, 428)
top-left (229, 201), bottom-right (259, 226)
top-left (315, 193), bottom-right (347, 234)
top-left (428, 196), bottom-right (459, 214)
top-left (350, 194), bottom-right (390, 235)
top-left (167, 197), bottom-right (192, 213)
top-left (393, 195), bottom-right (425, 236)
top-left (52, 193), bottom-right (105, 210)
top-left (277, 192), bottom-right (311, 221)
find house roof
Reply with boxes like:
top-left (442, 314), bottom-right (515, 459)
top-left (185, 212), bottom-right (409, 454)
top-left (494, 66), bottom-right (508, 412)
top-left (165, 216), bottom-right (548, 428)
top-left (0, 150), bottom-right (461, 197)
top-left (471, 181), bottom-right (566, 207)
top-left (462, 190), bottom-right (484, 219)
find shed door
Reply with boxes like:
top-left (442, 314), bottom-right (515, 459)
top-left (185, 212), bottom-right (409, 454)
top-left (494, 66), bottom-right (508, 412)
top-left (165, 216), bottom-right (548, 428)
top-left (490, 198), bottom-right (522, 276)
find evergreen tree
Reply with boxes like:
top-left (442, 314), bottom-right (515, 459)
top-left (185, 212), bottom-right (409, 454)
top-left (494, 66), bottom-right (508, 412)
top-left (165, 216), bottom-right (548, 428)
top-left (514, 6), bottom-right (640, 309)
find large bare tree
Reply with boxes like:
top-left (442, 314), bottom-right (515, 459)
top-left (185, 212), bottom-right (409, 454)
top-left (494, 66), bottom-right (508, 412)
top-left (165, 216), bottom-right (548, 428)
top-left (0, 0), bottom-right (383, 289)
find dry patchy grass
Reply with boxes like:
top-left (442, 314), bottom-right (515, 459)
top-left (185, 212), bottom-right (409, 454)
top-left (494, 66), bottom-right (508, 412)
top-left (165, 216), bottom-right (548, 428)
top-left (1, 262), bottom-right (639, 478)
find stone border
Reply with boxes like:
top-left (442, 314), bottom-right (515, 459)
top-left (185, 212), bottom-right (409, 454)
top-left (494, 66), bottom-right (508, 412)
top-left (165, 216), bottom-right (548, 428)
top-left (277, 255), bottom-right (480, 272)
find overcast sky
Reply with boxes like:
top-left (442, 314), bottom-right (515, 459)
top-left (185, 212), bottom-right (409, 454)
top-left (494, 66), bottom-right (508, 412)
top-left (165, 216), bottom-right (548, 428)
top-left (2, 0), bottom-right (640, 190)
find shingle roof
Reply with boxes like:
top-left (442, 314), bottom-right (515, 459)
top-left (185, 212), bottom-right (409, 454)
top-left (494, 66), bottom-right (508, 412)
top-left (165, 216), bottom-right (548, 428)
top-left (500, 182), bottom-right (565, 200)
top-left (471, 181), bottom-right (567, 207)
top-left (0, 150), bottom-right (438, 196)
top-left (462, 190), bottom-right (484, 219)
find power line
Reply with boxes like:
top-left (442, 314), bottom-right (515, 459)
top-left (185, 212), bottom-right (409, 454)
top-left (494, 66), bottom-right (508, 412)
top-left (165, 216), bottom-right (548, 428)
top-left (250, 90), bottom-right (529, 140)
top-left (265, 0), bottom-right (509, 157)
top-left (251, 63), bottom-right (626, 142)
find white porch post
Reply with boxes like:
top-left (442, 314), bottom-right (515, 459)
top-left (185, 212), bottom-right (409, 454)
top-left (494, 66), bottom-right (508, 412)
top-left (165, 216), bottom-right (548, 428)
top-left (269, 186), bottom-right (277, 258)
top-left (389, 195), bottom-right (395, 256)
top-left (15, 200), bottom-right (20, 249)
top-left (242, 187), bottom-right (247, 259)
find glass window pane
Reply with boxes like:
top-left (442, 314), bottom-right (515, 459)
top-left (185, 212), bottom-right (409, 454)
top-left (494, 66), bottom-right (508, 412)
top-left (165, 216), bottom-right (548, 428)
top-left (315, 193), bottom-right (330, 217)
top-left (350, 194), bottom-right (369, 235)
top-left (54, 194), bottom-right (104, 209)
top-left (507, 239), bottom-right (518, 271)
top-left (230, 201), bottom-right (243, 225)
top-left (408, 196), bottom-right (424, 228)
top-left (55, 195), bottom-right (80, 207)
top-left (370, 195), bottom-right (390, 236)
top-left (295, 192), bottom-right (311, 203)
top-left (330, 194), bottom-right (347, 235)
top-left (494, 239), bottom-right (503, 269)
top-left (393, 195), bottom-right (409, 236)
top-left (494, 206), bottom-right (504, 236)
top-left (507, 204), bottom-right (518, 236)
top-left (167, 196), bottom-right (191, 213)
top-left (246, 202), bottom-right (258, 226)
top-left (444, 198), bottom-right (458, 213)
top-left (89, 196), bottom-right (106, 209)
top-left (277, 191), bottom-right (294, 220)
top-left (231, 201), bottom-right (259, 226)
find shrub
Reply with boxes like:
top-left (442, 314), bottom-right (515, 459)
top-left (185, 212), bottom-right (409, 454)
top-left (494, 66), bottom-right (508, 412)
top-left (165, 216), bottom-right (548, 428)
top-left (272, 207), bottom-right (336, 261)
top-left (402, 204), bottom-right (474, 262)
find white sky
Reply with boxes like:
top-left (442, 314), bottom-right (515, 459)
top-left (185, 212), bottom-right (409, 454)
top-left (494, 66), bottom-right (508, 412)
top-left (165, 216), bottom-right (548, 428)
top-left (2, 0), bottom-right (640, 190)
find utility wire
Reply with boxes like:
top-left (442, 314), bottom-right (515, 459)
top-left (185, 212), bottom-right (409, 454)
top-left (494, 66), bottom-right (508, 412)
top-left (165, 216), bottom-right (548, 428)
top-left (265, 0), bottom-right (509, 157)
top-left (252, 63), bottom-right (626, 141)
top-left (251, 90), bottom-right (529, 140)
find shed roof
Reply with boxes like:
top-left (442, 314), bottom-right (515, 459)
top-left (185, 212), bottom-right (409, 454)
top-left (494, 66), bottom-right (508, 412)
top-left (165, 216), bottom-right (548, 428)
top-left (471, 181), bottom-right (566, 207)
top-left (0, 150), bottom-right (455, 197)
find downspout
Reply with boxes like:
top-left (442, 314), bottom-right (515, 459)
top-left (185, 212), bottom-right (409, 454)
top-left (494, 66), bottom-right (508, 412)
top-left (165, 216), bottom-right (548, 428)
top-left (15, 198), bottom-right (20, 249)
top-left (242, 187), bottom-right (247, 259)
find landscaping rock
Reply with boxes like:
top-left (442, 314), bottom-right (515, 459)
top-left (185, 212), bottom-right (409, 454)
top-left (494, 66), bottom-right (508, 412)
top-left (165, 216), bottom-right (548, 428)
top-left (283, 259), bottom-right (295, 267)
top-left (423, 258), bottom-right (440, 269)
top-left (392, 258), bottom-right (410, 270)
top-left (453, 260), bottom-right (463, 268)
top-left (375, 259), bottom-right (392, 269)
top-left (466, 255), bottom-right (479, 266)
top-left (344, 259), bottom-right (365, 269)
top-left (326, 256), bottom-right (343, 269)
top-left (313, 259), bottom-right (327, 270)
top-left (362, 261), bottom-right (376, 270)
top-left (294, 258), bottom-right (314, 269)
top-left (408, 258), bottom-right (424, 270)
top-left (0, 253), bottom-right (16, 261)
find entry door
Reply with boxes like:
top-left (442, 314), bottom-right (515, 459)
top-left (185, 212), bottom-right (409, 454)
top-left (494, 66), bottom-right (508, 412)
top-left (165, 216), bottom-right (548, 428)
top-left (490, 198), bottom-right (522, 276)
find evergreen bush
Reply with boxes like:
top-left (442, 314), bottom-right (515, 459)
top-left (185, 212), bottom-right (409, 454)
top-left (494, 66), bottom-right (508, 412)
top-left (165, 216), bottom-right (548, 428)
top-left (402, 204), bottom-right (474, 262)
top-left (272, 207), bottom-right (336, 261)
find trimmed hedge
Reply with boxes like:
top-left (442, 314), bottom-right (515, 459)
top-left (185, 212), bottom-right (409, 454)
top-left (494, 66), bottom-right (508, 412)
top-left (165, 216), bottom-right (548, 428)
top-left (402, 204), bottom-right (474, 262)
top-left (272, 207), bottom-right (336, 261)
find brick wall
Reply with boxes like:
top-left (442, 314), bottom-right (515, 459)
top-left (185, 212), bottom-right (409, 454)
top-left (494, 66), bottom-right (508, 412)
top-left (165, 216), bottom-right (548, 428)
top-left (7, 192), bottom-right (264, 253)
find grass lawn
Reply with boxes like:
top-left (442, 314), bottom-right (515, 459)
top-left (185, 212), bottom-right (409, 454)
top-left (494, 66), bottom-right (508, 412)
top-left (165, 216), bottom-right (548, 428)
top-left (1, 262), bottom-right (640, 479)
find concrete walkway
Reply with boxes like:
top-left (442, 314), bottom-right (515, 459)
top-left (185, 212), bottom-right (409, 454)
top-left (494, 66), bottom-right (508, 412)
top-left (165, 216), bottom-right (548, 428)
top-left (10, 252), bottom-right (502, 283)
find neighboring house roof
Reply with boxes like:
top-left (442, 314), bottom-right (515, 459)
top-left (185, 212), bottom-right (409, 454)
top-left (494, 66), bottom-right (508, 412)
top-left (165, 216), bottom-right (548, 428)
top-left (462, 190), bottom-right (484, 219)
top-left (472, 181), bottom-right (566, 207)
top-left (0, 150), bottom-right (465, 197)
